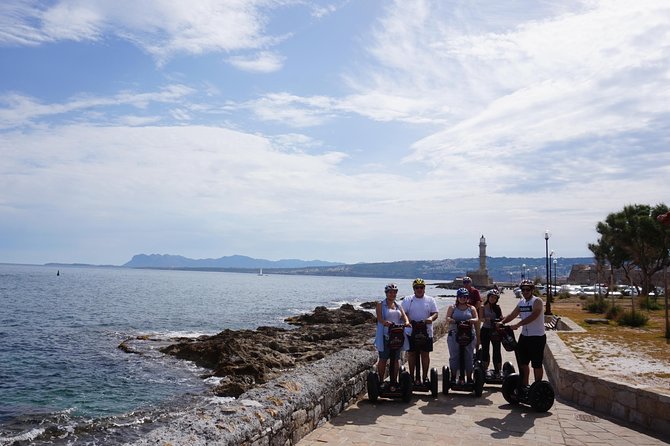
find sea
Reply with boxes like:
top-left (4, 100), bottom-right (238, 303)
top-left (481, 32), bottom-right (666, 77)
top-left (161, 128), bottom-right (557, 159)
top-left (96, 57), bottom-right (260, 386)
top-left (0, 264), bottom-right (456, 445)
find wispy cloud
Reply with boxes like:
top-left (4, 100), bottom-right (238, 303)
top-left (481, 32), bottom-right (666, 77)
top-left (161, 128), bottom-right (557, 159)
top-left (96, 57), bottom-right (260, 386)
top-left (0, 0), bottom-right (295, 63)
top-left (227, 50), bottom-right (285, 73)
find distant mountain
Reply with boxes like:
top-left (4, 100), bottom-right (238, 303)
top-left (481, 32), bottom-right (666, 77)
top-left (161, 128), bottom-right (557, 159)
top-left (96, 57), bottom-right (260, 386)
top-left (257, 256), bottom-right (593, 282)
top-left (123, 254), bottom-right (344, 269)
top-left (123, 254), bottom-right (593, 282)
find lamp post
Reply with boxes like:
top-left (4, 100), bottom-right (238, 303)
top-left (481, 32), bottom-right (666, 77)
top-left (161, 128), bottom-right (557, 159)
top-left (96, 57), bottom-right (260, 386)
top-left (545, 230), bottom-right (552, 315)
top-left (553, 258), bottom-right (558, 298)
top-left (522, 263), bottom-right (526, 280)
top-left (549, 250), bottom-right (554, 301)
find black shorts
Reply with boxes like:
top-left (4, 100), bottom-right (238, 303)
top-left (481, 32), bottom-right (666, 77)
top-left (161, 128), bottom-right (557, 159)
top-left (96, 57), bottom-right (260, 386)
top-left (408, 336), bottom-right (434, 352)
top-left (515, 334), bottom-right (546, 368)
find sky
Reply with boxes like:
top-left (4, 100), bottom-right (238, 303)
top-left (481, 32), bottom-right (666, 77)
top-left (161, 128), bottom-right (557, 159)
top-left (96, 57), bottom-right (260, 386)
top-left (1, 0), bottom-right (669, 266)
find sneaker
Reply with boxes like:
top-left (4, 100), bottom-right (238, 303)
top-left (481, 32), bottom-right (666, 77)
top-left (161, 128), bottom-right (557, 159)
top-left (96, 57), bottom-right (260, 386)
top-left (467, 377), bottom-right (473, 384)
top-left (423, 379), bottom-right (430, 387)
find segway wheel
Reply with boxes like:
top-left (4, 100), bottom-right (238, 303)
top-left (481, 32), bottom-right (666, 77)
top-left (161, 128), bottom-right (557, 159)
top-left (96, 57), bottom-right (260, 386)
top-left (502, 361), bottom-right (515, 376)
top-left (528, 380), bottom-right (555, 412)
top-left (473, 367), bottom-right (485, 397)
top-left (430, 368), bottom-right (438, 397)
top-left (400, 371), bottom-right (413, 403)
top-left (367, 371), bottom-right (380, 402)
top-left (501, 373), bottom-right (521, 405)
top-left (442, 366), bottom-right (451, 395)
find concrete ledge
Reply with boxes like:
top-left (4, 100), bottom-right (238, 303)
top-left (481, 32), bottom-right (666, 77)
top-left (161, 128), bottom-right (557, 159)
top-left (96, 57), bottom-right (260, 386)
top-left (544, 323), bottom-right (670, 437)
top-left (129, 307), bottom-right (450, 446)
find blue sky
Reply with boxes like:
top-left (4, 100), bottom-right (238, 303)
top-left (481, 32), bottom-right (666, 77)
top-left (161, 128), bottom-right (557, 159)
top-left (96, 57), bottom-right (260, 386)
top-left (1, 0), bottom-right (669, 266)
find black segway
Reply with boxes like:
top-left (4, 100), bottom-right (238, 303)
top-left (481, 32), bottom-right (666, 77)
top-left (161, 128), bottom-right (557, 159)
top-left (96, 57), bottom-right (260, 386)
top-left (497, 323), bottom-right (555, 412)
top-left (367, 324), bottom-right (413, 403)
top-left (442, 321), bottom-right (484, 396)
top-left (409, 320), bottom-right (438, 397)
top-left (475, 320), bottom-right (515, 385)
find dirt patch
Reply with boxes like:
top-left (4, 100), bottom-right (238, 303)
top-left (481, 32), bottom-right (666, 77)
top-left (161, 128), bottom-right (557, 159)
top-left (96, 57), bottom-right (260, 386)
top-left (553, 297), bottom-right (670, 395)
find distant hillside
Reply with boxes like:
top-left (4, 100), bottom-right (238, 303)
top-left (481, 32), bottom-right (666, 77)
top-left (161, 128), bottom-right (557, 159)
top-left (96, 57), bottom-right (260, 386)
top-left (259, 256), bottom-right (593, 282)
top-left (123, 253), bottom-right (343, 269)
top-left (123, 254), bottom-right (593, 282)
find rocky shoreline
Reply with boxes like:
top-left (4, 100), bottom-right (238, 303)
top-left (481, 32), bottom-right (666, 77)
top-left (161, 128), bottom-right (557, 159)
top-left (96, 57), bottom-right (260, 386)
top-left (120, 303), bottom-right (377, 397)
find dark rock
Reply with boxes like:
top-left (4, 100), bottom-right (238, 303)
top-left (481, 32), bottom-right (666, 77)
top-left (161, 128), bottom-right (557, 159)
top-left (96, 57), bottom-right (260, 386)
top-left (359, 301), bottom-right (378, 309)
top-left (284, 303), bottom-right (376, 326)
top-left (159, 304), bottom-right (377, 397)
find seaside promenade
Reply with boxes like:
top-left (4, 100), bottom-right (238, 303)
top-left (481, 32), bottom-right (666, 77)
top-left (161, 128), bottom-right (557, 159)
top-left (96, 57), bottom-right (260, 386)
top-left (298, 290), bottom-right (668, 446)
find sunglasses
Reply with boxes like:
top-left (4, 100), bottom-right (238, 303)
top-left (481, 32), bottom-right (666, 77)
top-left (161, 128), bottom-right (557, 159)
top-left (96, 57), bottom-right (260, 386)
top-left (413, 285), bottom-right (425, 289)
top-left (521, 287), bottom-right (532, 292)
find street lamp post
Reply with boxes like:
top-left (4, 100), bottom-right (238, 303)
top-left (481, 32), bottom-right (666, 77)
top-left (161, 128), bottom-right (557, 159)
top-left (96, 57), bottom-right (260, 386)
top-left (522, 263), bottom-right (526, 280)
top-left (553, 258), bottom-right (558, 298)
top-left (549, 250), bottom-right (554, 301)
top-left (545, 230), bottom-right (552, 315)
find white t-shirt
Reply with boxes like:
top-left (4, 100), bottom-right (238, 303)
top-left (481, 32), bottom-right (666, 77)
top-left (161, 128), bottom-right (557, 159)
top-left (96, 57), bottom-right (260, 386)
top-left (402, 295), bottom-right (438, 338)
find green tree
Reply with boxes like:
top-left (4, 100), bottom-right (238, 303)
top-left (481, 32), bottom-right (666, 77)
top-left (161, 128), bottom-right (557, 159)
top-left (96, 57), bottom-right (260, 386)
top-left (590, 204), bottom-right (670, 297)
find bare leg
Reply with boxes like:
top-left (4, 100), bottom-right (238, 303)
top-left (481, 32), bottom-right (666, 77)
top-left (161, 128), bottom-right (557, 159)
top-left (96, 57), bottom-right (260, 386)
top-left (407, 351), bottom-right (417, 379)
top-left (519, 364), bottom-right (530, 386)
top-left (420, 351), bottom-right (430, 380)
top-left (533, 366), bottom-right (544, 382)
top-left (377, 359), bottom-right (387, 380)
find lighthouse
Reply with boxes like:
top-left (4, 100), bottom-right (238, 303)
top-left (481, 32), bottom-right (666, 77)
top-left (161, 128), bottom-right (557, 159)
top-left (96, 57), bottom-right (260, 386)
top-left (479, 234), bottom-right (487, 273)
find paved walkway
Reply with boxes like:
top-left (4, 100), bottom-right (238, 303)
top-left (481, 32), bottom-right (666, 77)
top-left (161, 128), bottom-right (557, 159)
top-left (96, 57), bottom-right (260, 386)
top-left (299, 290), bottom-right (668, 446)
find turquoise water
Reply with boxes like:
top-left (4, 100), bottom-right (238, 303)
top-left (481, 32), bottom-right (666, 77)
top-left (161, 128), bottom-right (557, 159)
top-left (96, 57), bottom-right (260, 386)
top-left (0, 264), bottom-right (453, 444)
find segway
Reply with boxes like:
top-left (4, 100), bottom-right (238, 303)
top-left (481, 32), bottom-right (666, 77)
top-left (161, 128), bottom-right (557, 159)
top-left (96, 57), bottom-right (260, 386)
top-left (409, 320), bottom-right (438, 397)
top-left (497, 323), bottom-right (555, 412)
top-left (367, 324), bottom-right (413, 403)
top-left (475, 320), bottom-right (515, 385)
top-left (501, 374), bottom-right (555, 412)
top-left (442, 321), bottom-right (484, 396)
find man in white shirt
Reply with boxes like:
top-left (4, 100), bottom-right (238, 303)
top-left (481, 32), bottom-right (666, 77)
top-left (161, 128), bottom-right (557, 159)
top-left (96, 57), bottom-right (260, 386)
top-left (402, 278), bottom-right (439, 384)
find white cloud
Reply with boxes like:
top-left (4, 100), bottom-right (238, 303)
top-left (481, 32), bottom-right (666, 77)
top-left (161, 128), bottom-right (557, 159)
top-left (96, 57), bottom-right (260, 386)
top-left (0, 85), bottom-right (195, 129)
top-left (227, 50), bottom-right (285, 72)
top-left (0, 0), bottom-right (294, 62)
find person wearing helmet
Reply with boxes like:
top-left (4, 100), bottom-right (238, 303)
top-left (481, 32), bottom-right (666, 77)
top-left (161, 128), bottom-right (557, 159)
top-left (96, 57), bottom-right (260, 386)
top-left (402, 278), bottom-right (438, 385)
top-left (479, 289), bottom-right (504, 377)
top-left (445, 288), bottom-right (478, 384)
top-left (462, 276), bottom-right (482, 347)
top-left (500, 280), bottom-right (546, 386)
top-left (374, 283), bottom-right (410, 386)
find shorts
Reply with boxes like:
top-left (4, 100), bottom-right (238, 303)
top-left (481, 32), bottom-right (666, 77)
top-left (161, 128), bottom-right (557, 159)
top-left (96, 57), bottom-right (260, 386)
top-left (408, 336), bottom-right (434, 352)
top-left (378, 338), bottom-right (403, 360)
top-left (515, 334), bottom-right (546, 368)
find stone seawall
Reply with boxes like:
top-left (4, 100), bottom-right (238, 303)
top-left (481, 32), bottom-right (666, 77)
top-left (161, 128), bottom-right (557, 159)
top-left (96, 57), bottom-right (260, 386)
top-left (129, 307), bottom-right (450, 446)
top-left (543, 320), bottom-right (670, 437)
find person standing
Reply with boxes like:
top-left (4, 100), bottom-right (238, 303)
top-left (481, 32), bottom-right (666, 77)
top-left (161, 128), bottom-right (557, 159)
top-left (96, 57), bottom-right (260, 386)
top-left (374, 283), bottom-right (410, 386)
top-left (445, 288), bottom-right (478, 384)
top-left (463, 276), bottom-right (482, 348)
top-left (479, 289), bottom-right (504, 377)
top-left (500, 280), bottom-right (546, 386)
top-left (402, 278), bottom-right (438, 385)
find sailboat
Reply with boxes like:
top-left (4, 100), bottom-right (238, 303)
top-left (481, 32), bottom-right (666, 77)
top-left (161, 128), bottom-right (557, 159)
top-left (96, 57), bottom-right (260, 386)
top-left (258, 268), bottom-right (264, 276)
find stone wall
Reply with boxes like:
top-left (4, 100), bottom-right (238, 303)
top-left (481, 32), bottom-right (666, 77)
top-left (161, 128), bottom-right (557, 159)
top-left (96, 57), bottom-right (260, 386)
top-left (131, 307), bottom-right (450, 446)
top-left (543, 323), bottom-right (670, 437)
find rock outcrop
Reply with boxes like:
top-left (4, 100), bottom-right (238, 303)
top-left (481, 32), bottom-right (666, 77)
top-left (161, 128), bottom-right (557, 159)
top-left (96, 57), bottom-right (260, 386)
top-left (158, 304), bottom-right (376, 397)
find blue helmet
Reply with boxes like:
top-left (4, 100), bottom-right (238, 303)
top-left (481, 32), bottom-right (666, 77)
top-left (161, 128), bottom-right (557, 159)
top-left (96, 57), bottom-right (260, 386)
top-left (456, 288), bottom-right (469, 298)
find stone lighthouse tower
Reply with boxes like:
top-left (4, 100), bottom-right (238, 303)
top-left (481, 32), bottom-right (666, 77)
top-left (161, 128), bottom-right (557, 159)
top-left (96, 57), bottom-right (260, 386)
top-left (479, 234), bottom-right (487, 272)
top-left (465, 235), bottom-right (492, 287)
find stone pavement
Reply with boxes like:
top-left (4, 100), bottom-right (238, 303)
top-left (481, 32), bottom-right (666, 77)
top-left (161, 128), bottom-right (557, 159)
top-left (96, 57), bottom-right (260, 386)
top-left (298, 290), bottom-right (668, 446)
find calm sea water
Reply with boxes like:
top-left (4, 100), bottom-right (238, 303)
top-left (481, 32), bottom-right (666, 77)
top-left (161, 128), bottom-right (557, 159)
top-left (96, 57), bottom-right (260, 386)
top-left (0, 264), bottom-right (455, 445)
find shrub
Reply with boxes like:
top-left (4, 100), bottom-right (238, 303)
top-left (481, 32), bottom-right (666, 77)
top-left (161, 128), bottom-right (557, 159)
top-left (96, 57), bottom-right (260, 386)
top-left (557, 291), bottom-right (571, 300)
top-left (618, 310), bottom-right (649, 327)
top-left (585, 298), bottom-right (608, 314)
top-left (639, 296), bottom-right (661, 311)
top-left (605, 305), bottom-right (623, 320)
